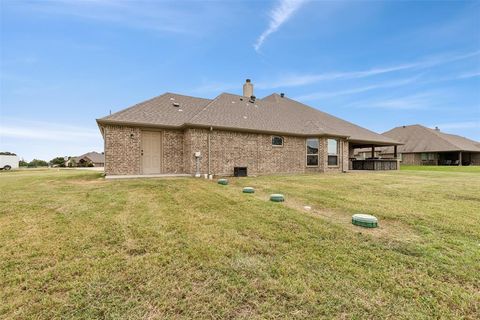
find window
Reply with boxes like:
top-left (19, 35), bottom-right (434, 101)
top-left (306, 138), bottom-right (319, 166)
top-left (327, 139), bottom-right (339, 166)
top-left (272, 136), bottom-right (284, 146)
top-left (421, 153), bottom-right (428, 160)
top-left (428, 153), bottom-right (435, 160)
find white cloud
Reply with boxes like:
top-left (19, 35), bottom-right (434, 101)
top-left (294, 76), bottom-right (421, 101)
top-left (254, 0), bottom-right (308, 52)
top-left (345, 92), bottom-right (442, 110)
top-left (257, 50), bottom-right (480, 89)
top-left (456, 71), bottom-right (480, 79)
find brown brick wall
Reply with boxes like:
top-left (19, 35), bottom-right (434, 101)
top-left (103, 125), bottom-right (142, 175)
top-left (163, 130), bottom-right (184, 174)
top-left (103, 125), bottom-right (184, 175)
top-left (400, 153), bottom-right (421, 165)
top-left (103, 126), bottom-right (349, 176)
top-left (183, 128), bottom-right (347, 176)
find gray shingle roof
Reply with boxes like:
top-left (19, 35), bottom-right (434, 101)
top-left (97, 91), bottom-right (400, 145)
top-left (379, 125), bottom-right (480, 153)
top-left (75, 151), bottom-right (105, 163)
top-left (98, 93), bottom-right (211, 127)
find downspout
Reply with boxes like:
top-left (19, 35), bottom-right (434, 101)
top-left (208, 126), bottom-right (213, 176)
top-left (102, 126), bottom-right (106, 176)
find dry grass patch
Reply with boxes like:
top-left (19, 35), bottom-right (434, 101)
top-left (1, 169), bottom-right (479, 319)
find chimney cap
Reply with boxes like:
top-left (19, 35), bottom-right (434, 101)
top-left (246, 79), bottom-right (251, 83)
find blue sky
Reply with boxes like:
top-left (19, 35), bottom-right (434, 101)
top-left (1, 0), bottom-right (479, 161)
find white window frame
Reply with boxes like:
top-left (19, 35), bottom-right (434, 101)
top-left (327, 139), bottom-right (339, 167)
top-left (306, 138), bottom-right (319, 167)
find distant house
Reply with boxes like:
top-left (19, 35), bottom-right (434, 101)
top-left (356, 125), bottom-right (480, 166)
top-left (66, 151), bottom-right (105, 167)
top-left (96, 79), bottom-right (401, 177)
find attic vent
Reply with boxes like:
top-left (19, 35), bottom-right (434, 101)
top-left (249, 95), bottom-right (256, 103)
top-left (170, 97), bottom-right (175, 101)
top-left (280, 93), bottom-right (285, 98)
top-left (172, 102), bottom-right (180, 107)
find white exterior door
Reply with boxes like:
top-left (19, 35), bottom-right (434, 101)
top-left (141, 131), bottom-right (162, 174)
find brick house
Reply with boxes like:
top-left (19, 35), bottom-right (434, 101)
top-left (356, 125), bottom-right (480, 166)
top-left (97, 80), bottom-right (400, 177)
top-left (66, 151), bottom-right (105, 167)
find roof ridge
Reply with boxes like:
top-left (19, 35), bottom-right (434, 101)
top-left (187, 93), bottom-right (225, 124)
top-left (164, 91), bottom-right (211, 101)
top-left (422, 126), bottom-right (467, 150)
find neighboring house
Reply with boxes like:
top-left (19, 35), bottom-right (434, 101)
top-left (96, 80), bottom-right (400, 177)
top-left (357, 125), bottom-right (480, 166)
top-left (66, 151), bottom-right (105, 167)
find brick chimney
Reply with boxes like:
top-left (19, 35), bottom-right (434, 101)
top-left (243, 79), bottom-right (253, 97)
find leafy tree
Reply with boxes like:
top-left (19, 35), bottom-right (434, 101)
top-left (27, 159), bottom-right (49, 167)
top-left (50, 157), bottom-right (66, 167)
top-left (19, 159), bottom-right (28, 167)
top-left (68, 158), bottom-right (76, 167)
top-left (0, 151), bottom-right (17, 156)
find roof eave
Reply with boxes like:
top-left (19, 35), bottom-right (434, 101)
top-left (349, 138), bottom-right (403, 147)
top-left (96, 118), bottom-right (184, 130)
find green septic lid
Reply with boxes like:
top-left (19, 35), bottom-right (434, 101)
top-left (270, 194), bottom-right (285, 202)
top-left (243, 187), bottom-right (255, 193)
top-left (352, 214), bottom-right (378, 228)
top-left (218, 179), bottom-right (228, 185)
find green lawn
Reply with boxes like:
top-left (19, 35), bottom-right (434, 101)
top-left (1, 169), bottom-right (479, 319)
top-left (401, 165), bottom-right (480, 173)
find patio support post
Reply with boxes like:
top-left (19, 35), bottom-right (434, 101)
top-left (394, 145), bottom-right (398, 159)
top-left (459, 151), bottom-right (462, 166)
top-left (371, 145), bottom-right (375, 158)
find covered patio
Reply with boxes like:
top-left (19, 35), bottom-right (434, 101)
top-left (437, 151), bottom-right (479, 166)
top-left (350, 142), bottom-right (401, 171)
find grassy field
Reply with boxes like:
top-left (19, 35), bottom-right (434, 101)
top-left (401, 165), bottom-right (480, 173)
top-left (1, 169), bottom-right (479, 319)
